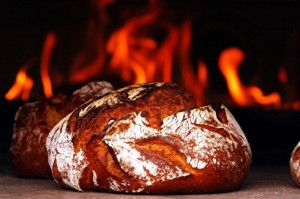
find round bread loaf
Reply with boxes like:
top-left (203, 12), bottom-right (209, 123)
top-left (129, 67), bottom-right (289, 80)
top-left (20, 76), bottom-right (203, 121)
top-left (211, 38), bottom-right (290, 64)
top-left (10, 81), bottom-right (113, 178)
top-left (46, 82), bottom-right (252, 194)
top-left (290, 142), bottom-right (300, 186)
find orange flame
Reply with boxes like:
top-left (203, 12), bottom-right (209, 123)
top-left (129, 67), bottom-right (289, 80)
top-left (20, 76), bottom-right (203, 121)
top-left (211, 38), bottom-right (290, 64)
top-left (106, 2), bottom-right (178, 85)
top-left (40, 32), bottom-right (55, 98)
top-left (69, 18), bottom-right (106, 84)
top-left (5, 65), bottom-right (33, 101)
top-left (197, 60), bottom-right (208, 91)
top-left (218, 47), bottom-right (281, 108)
top-left (5, 33), bottom-right (55, 101)
top-left (68, 0), bottom-right (116, 84)
top-left (5, 0), bottom-right (298, 110)
top-left (106, 12), bottom-right (159, 84)
top-left (178, 20), bottom-right (208, 105)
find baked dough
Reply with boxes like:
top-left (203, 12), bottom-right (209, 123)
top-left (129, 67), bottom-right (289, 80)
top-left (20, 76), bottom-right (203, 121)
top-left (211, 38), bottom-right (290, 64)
top-left (290, 141), bottom-right (300, 186)
top-left (10, 81), bottom-right (113, 178)
top-left (46, 82), bottom-right (251, 193)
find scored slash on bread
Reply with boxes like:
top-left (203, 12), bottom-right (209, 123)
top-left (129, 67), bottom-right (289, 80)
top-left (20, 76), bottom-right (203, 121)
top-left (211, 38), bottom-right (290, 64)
top-left (46, 82), bottom-right (252, 194)
top-left (103, 106), bottom-right (251, 193)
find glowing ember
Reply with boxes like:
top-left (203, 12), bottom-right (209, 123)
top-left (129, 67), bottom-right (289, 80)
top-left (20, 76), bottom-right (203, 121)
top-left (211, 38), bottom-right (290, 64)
top-left (278, 66), bottom-right (288, 84)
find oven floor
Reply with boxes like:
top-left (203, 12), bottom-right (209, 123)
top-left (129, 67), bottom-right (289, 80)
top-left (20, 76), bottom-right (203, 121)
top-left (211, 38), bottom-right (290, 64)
top-left (1, 151), bottom-right (300, 199)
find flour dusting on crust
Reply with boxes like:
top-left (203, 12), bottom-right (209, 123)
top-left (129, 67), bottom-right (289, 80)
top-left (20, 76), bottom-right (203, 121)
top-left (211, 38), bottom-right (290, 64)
top-left (72, 81), bottom-right (113, 103)
top-left (161, 105), bottom-right (251, 169)
top-left (103, 104), bottom-right (250, 192)
top-left (46, 113), bottom-right (89, 191)
top-left (104, 113), bottom-right (189, 189)
top-left (11, 102), bottom-right (40, 153)
top-left (79, 82), bottom-right (164, 117)
top-left (45, 81), bottom-right (251, 193)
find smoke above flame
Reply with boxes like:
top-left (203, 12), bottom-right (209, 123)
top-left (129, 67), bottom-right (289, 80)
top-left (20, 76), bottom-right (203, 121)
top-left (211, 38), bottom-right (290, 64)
top-left (4, 0), bottom-right (299, 110)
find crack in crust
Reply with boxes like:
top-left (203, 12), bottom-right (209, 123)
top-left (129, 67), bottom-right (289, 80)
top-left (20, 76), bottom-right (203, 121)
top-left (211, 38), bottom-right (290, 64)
top-left (101, 105), bottom-right (251, 192)
top-left (46, 82), bottom-right (251, 194)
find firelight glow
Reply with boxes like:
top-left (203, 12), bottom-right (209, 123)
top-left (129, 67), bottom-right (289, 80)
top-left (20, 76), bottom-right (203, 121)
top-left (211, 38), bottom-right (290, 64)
top-left (5, 66), bottom-right (33, 101)
top-left (4, 0), bottom-right (298, 110)
top-left (40, 32), bottom-right (55, 98)
top-left (219, 47), bottom-right (281, 108)
top-left (106, 11), bottom-right (177, 85)
top-left (5, 33), bottom-right (56, 101)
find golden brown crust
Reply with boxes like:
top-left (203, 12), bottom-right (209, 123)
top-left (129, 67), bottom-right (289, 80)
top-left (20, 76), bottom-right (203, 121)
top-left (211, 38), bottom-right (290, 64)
top-left (47, 82), bottom-right (251, 194)
top-left (70, 82), bottom-right (196, 153)
top-left (101, 105), bottom-right (251, 194)
top-left (290, 142), bottom-right (300, 186)
top-left (10, 81), bottom-right (113, 178)
top-left (10, 94), bottom-right (69, 178)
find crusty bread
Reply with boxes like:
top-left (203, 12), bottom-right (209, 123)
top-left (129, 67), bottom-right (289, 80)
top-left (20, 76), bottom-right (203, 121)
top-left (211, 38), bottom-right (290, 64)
top-left (10, 94), bottom-right (69, 178)
top-left (290, 142), bottom-right (300, 186)
top-left (10, 81), bottom-right (113, 178)
top-left (46, 82), bottom-right (251, 193)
